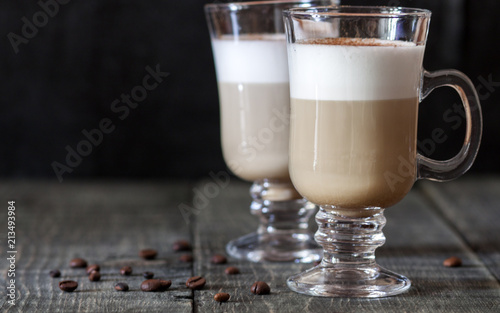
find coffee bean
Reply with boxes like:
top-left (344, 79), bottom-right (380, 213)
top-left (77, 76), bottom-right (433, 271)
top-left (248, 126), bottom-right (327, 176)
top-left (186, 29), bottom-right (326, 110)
top-left (120, 266), bottom-right (133, 276)
top-left (59, 280), bottom-right (78, 292)
top-left (224, 266), bottom-right (240, 275)
top-left (143, 271), bottom-right (154, 279)
top-left (211, 254), bottom-right (227, 264)
top-left (173, 240), bottom-right (191, 252)
top-left (141, 279), bottom-right (172, 292)
top-left (251, 281), bottom-right (270, 295)
top-left (179, 254), bottom-right (193, 263)
top-left (443, 256), bottom-right (462, 267)
top-left (313, 261), bottom-right (321, 266)
top-left (186, 276), bottom-right (206, 290)
top-left (115, 282), bottom-right (129, 292)
top-left (89, 271), bottom-right (101, 282)
top-left (69, 258), bottom-right (87, 268)
top-left (139, 249), bottom-right (158, 260)
top-left (49, 270), bottom-right (61, 278)
top-left (214, 292), bottom-right (230, 302)
top-left (86, 264), bottom-right (100, 275)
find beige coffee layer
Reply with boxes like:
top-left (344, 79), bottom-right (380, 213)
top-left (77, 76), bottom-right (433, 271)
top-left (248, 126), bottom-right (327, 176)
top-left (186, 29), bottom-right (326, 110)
top-left (219, 82), bottom-right (291, 182)
top-left (289, 97), bottom-right (418, 210)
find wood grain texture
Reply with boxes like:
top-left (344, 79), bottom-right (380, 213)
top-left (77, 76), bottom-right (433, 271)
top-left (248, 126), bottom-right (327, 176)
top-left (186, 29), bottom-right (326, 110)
top-left (0, 181), bottom-right (193, 313)
top-left (192, 179), bottom-right (500, 313)
top-left (0, 178), bottom-right (499, 312)
top-left (420, 176), bottom-right (500, 282)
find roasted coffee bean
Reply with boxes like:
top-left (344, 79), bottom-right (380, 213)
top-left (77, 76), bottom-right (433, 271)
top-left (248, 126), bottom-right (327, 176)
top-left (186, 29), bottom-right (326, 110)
top-left (313, 261), bottom-right (321, 266)
top-left (89, 271), bottom-right (101, 282)
top-left (69, 258), bottom-right (87, 268)
top-left (173, 240), bottom-right (191, 252)
top-left (186, 276), bottom-right (206, 290)
top-left (214, 292), bottom-right (230, 303)
top-left (224, 266), bottom-right (240, 275)
top-left (443, 256), bottom-right (462, 267)
top-left (211, 254), bottom-right (227, 264)
top-left (179, 254), bottom-right (193, 263)
top-left (86, 264), bottom-right (100, 275)
top-left (49, 270), bottom-right (61, 278)
top-left (120, 266), bottom-right (133, 276)
top-left (59, 280), bottom-right (78, 292)
top-left (139, 249), bottom-right (158, 260)
top-left (143, 271), bottom-right (154, 279)
top-left (115, 282), bottom-right (129, 291)
top-left (141, 279), bottom-right (172, 292)
top-left (251, 281), bottom-right (270, 295)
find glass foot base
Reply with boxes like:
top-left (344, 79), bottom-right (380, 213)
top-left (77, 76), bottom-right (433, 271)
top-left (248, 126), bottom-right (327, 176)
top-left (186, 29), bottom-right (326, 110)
top-left (287, 263), bottom-right (411, 297)
top-left (226, 231), bottom-right (322, 263)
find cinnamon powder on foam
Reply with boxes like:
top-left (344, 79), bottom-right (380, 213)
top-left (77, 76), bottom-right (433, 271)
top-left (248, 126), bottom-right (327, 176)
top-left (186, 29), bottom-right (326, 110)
top-left (298, 37), bottom-right (415, 47)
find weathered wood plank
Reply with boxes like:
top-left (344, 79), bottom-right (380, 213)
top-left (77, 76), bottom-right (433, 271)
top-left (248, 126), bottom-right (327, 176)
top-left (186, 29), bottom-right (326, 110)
top-left (0, 181), bottom-right (193, 313)
top-left (420, 176), bottom-right (500, 282)
top-left (192, 179), bottom-right (500, 312)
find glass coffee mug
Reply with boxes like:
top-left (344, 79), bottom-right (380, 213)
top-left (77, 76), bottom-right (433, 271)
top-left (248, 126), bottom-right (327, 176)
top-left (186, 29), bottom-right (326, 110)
top-left (283, 6), bottom-right (482, 297)
top-left (205, 1), bottom-right (337, 263)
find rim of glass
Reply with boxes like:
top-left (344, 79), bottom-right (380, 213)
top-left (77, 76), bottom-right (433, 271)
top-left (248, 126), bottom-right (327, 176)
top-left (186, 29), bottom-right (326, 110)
top-left (205, 0), bottom-right (327, 11)
top-left (284, 5), bottom-right (431, 18)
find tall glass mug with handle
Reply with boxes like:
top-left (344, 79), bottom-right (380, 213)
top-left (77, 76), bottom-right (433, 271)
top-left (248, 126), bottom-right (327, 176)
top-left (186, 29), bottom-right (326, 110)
top-left (283, 6), bottom-right (482, 296)
top-left (204, 0), bottom-right (338, 263)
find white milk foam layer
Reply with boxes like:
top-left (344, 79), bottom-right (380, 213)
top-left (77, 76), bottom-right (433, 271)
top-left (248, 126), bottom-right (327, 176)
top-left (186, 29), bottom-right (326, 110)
top-left (211, 34), bottom-right (289, 83)
top-left (288, 39), bottom-right (426, 101)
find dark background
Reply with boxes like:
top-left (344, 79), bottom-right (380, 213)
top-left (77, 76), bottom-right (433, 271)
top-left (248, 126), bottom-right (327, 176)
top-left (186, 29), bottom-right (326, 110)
top-left (0, 0), bottom-right (498, 181)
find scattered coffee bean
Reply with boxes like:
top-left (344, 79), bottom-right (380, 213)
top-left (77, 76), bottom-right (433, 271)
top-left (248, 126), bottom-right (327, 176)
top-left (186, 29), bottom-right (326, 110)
top-left (141, 279), bottom-right (172, 292)
top-left (443, 256), bottom-right (462, 267)
top-left (251, 281), bottom-right (270, 295)
top-left (211, 254), bottom-right (227, 264)
top-left (179, 254), bottom-right (193, 263)
top-left (224, 266), bottom-right (240, 275)
top-left (89, 271), bottom-right (101, 282)
top-left (139, 249), bottom-right (158, 260)
top-left (69, 258), bottom-right (87, 268)
top-left (214, 292), bottom-right (230, 302)
top-left (120, 266), bottom-right (133, 276)
top-left (86, 264), bottom-right (100, 275)
top-left (186, 276), bottom-right (206, 290)
top-left (313, 261), bottom-right (321, 266)
top-left (143, 271), bottom-right (154, 279)
top-left (115, 282), bottom-right (129, 292)
top-left (173, 240), bottom-right (191, 252)
top-left (59, 280), bottom-right (78, 292)
top-left (49, 270), bottom-right (61, 278)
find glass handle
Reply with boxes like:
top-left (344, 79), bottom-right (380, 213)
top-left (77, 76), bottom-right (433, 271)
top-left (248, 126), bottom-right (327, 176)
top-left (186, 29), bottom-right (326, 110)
top-left (417, 70), bottom-right (483, 182)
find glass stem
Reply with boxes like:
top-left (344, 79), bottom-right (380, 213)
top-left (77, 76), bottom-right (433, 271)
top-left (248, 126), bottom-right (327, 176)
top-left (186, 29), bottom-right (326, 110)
top-left (315, 207), bottom-right (386, 267)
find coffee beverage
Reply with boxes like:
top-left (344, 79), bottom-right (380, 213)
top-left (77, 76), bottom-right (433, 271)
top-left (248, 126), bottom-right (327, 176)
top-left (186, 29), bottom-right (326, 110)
top-left (212, 35), bottom-right (291, 181)
top-left (288, 38), bottom-right (425, 211)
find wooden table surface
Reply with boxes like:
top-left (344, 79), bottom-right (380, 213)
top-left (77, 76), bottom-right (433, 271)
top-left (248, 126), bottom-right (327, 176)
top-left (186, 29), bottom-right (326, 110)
top-left (1, 176), bottom-right (499, 312)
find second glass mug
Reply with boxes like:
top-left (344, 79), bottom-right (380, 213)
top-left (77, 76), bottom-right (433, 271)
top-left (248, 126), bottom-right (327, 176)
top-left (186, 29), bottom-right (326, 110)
top-left (283, 6), bottom-right (482, 297)
top-left (204, 0), bottom-right (338, 263)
